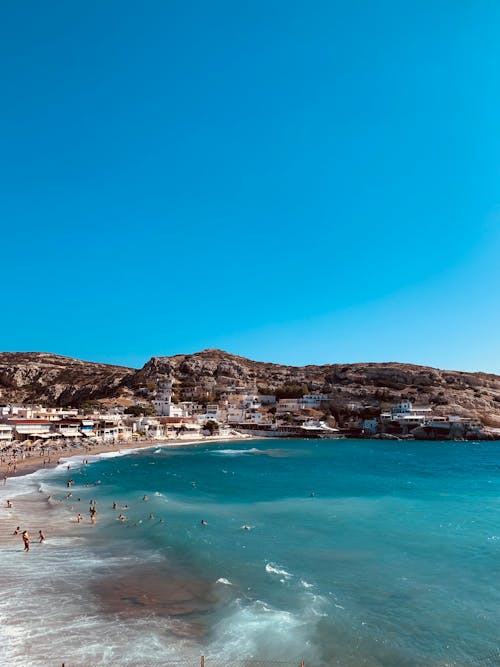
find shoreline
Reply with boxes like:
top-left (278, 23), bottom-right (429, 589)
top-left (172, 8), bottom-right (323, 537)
top-left (0, 432), bottom-right (259, 571)
top-left (0, 431), bottom-right (256, 481)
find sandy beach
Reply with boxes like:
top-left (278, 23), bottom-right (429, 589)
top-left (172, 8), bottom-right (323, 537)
top-left (0, 431), bottom-right (254, 480)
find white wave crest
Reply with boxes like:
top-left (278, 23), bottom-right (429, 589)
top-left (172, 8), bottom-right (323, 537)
top-left (265, 563), bottom-right (292, 578)
top-left (216, 578), bottom-right (233, 585)
top-left (213, 448), bottom-right (260, 456)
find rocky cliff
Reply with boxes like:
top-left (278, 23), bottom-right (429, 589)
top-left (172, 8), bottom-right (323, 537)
top-left (0, 352), bottom-right (135, 406)
top-left (1, 349), bottom-right (500, 425)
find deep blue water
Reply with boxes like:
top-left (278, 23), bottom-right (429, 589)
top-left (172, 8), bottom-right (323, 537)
top-left (3, 439), bottom-right (500, 666)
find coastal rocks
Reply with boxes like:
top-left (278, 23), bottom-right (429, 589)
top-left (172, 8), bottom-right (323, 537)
top-left (411, 425), bottom-right (495, 441)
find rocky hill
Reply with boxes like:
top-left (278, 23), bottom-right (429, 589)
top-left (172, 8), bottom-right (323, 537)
top-left (1, 349), bottom-right (500, 425)
top-left (0, 352), bottom-right (135, 406)
top-left (136, 350), bottom-right (500, 425)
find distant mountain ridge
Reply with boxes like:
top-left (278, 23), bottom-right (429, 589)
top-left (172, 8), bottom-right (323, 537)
top-left (0, 349), bottom-right (499, 425)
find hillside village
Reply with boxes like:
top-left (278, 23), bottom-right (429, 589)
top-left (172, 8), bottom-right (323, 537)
top-left (0, 370), bottom-right (497, 450)
top-left (1, 349), bottom-right (500, 453)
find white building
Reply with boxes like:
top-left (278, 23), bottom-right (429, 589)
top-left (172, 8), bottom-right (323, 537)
top-left (276, 398), bottom-right (304, 414)
top-left (0, 424), bottom-right (13, 444)
top-left (9, 419), bottom-right (53, 440)
top-left (206, 404), bottom-right (221, 420)
top-left (1, 405), bottom-right (78, 420)
top-left (133, 417), bottom-right (164, 439)
top-left (240, 394), bottom-right (262, 409)
top-left (380, 401), bottom-right (433, 427)
top-left (227, 407), bottom-right (246, 423)
top-left (302, 394), bottom-right (329, 408)
top-left (153, 377), bottom-right (185, 417)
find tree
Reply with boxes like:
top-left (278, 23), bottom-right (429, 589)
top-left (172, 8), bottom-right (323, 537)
top-left (204, 420), bottom-right (219, 435)
top-left (275, 384), bottom-right (307, 399)
top-left (125, 405), bottom-right (156, 417)
top-left (79, 400), bottom-right (102, 413)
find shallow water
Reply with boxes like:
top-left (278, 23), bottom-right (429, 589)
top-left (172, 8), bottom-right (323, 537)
top-left (2, 439), bottom-right (500, 666)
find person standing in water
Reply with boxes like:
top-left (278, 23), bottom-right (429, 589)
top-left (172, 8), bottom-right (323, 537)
top-left (38, 530), bottom-right (45, 543)
top-left (22, 530), bottom-right (30, 552)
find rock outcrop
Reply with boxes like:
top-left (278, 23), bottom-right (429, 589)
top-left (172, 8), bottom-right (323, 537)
top-left (1, 349), bottom-right (500, 425)
top-left (0, 352), bottom-right (134, 406)
top-left (135, 350), bottom-right (500, 425)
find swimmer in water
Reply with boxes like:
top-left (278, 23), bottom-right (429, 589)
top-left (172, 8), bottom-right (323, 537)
top-left (201, 519), bottom-right (208, 526)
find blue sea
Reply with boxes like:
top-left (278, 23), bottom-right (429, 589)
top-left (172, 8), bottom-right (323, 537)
top-left (2, 439), bottom-right (500, 666)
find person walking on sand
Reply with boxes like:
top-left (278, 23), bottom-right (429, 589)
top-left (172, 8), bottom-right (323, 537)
top-left (22, 530), bottom-right (30, 552)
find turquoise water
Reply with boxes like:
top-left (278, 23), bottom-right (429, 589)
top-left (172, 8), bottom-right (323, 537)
top-left (2, 439), bottom-right (500, 666)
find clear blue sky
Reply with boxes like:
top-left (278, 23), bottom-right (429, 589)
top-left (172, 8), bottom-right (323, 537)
top-left (2, 1), bottom-right (500, 372)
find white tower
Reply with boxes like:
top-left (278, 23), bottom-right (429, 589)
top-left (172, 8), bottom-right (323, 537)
top-left (153, 377), bottom-right (174, 416)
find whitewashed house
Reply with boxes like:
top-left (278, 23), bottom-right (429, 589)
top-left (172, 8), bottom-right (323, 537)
top-left (153, 378), bottom-right (185, 417)
top-left (302, 394), bottom-right (329, 408)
